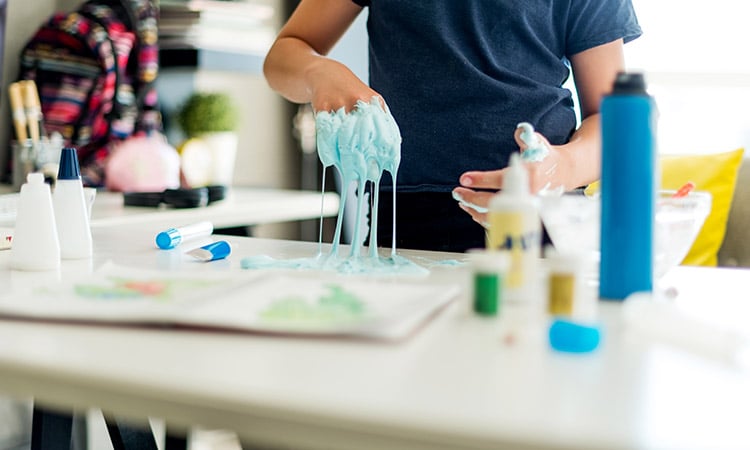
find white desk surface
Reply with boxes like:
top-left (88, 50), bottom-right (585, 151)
top-left (0, 229), bottom-right (749, 450)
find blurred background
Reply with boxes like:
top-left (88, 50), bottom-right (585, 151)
top-left (1, 1), bottom-right (748, 241)
top-left (0, 0), bottom-right (748, 448)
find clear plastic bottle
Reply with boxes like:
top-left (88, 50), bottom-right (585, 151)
top-left (53, 148), bottom-right (93, 259)
top-left (486, 153), bottom-right (542, 303)
top-left (10, 172), bottom-right (61, 271)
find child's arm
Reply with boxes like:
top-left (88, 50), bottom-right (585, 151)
top-left (263, 0), bottom-right (381, 113)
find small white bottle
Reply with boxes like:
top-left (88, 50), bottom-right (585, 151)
top-left (10, 172), bottom-right (61, 271)
top-left (53, 148), bottom-right (93, 259)
top-left (486, 153), bottom-right (542, 303)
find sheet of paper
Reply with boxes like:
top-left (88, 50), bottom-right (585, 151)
top-left (0, 264), bottom-right (458, 340)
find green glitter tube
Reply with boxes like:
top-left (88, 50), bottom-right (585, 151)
top-left (469, 250), bottom-right (509, 316)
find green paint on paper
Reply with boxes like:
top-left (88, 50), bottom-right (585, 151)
top-left (260, 284), bottom-right (367, 325)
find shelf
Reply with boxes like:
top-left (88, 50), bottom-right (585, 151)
top-left (157, 0), bottom-right (276, 74)
top-left (159, 47), bottom-right (266, 74)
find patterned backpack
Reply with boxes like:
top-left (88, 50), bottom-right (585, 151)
top-left (18, 0), bottom-right (161, 186)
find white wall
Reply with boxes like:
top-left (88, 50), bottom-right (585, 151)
top-left (626, 0), bottom-right (750, 156)
top-left (158, 68), bottom-right (296, 192)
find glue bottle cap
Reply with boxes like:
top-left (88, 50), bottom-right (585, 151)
top-left (545, 245), bottom-right (588, 274)
top-left (469, 248), bottom-right (510, 273)
top-left (26, 172), bottom-right (45, 185)
top-left (57, 148), bottom-right (81, 180)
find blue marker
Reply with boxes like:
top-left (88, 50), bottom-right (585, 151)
top-left (155, 221), bottom-right (213, 249)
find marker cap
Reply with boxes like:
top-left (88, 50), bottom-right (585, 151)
top-left (156, 228), bottom-right (181, 249)
top-left (188, 240), bottom-right (231, 262)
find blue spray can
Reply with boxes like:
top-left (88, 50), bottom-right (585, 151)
top-left (599, 72), bottom-right (657, 300)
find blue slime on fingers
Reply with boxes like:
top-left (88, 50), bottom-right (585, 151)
top-left (241, 97), bottom-right (430, 276)
top-left (516, 122), bottom-right (550, 163)
top-left (452, 191), bottom-right (489, 214)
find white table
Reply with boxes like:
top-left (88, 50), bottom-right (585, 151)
top-left (0, 228), bottom-right (749, 450)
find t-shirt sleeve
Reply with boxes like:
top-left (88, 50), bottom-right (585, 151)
top-left (351, 0), bottom-right (370, 6)
top-left (566, 0), bottom-right (642, 56)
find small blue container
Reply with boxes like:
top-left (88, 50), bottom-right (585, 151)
top-left (599, 73), bottom-right (657, 300)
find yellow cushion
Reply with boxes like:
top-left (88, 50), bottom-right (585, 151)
top-left (585, 148), bottom-right (745, 266)
top-left (660, 148), bottom-right (744, 266)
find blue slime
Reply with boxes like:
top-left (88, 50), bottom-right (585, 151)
top-left (241, 97), bottom-right (430, 275)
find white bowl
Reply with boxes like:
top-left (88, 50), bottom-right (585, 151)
top-left (539, 190), bottom-right (712, 279)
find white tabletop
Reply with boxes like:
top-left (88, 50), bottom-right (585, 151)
top-left (0, 228), bottom-right (749, 450)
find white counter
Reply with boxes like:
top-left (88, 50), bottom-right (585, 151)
top-left (0, 225), bottom-right (749, 449)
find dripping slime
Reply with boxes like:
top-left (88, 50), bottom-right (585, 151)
top-left (241, 97), bottom-right (427, 275)
top-left (315, 97), bottom-right (401, 259)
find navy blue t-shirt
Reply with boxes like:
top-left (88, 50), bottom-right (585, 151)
top-left (350, 0), bottom-right (641, 192)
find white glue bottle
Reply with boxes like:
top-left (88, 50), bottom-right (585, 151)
top-left (53, 148), bottom-right (93, 259)
top-left (486, 152), bottom-right (542, 304)
top-left (10, 172), bottom-right (61, 271)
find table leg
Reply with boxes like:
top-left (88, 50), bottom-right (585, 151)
top-left (31, 406), bottom-right (73, 450)
top-left (72, 413), bottom-right (88, 450)
top-left (104, 416), bottom-right (158, 450)
top-left (164, 432), bottom-right (188, 450)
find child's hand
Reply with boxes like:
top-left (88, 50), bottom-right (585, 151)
top-left (453, 125), bottom-right (568, 227)
top-left (309, 59), bottom-right (382, 113)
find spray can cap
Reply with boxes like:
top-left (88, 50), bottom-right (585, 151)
top-left (612, 72), bottom-right (648, 95)
top-left (502, 152), bottom-right (530, 196)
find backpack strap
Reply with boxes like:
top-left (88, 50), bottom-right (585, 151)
top-left (129, 0), bottom-right (162, 134)
top-left (87, 0), bottom-right (161, 130)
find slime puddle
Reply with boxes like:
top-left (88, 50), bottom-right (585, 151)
top-left (241, 251), bottom-right (429, 275)
top-left (241, 97), bottom-right (431, 276)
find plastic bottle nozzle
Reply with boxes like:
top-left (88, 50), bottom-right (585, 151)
top-left (503, 153), bottom-right (530, 195)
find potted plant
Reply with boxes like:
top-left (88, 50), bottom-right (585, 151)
top-left (176, 92), bottom-right (240, 187)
